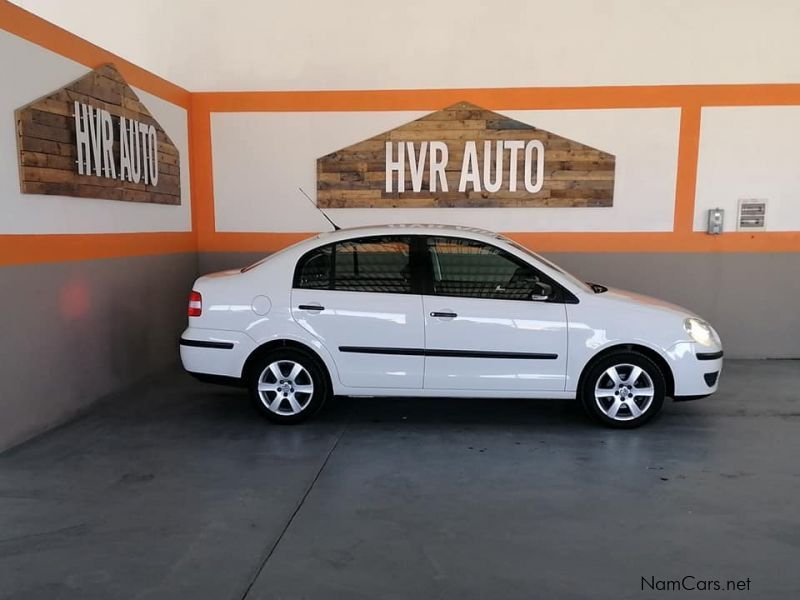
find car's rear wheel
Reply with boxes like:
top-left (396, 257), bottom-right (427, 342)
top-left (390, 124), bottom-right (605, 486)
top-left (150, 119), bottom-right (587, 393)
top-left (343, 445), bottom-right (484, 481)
top-left (247, 348), bottom-right (329, 424)
top-left (580, 351), bottom-right (665, 428)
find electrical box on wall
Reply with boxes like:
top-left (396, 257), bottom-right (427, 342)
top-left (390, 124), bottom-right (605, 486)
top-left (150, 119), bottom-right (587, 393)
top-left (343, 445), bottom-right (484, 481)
top-left (737, 199), bottom-right (767, 231)
top-left (707, 208), bottom-right (724, 234)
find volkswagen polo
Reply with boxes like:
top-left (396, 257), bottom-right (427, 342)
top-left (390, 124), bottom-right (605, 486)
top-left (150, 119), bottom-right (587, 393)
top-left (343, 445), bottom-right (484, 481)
top-left (180, 225), bottom-right (723, 428)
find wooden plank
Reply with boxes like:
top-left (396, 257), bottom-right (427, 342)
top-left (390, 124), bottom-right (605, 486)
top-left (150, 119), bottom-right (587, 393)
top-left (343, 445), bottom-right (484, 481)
top-left (157, 151), bottom-right (179, 167)
top-left (20, 151), bottom-right (74, 171)
top-left (22, 181), bottom-right (77, 196)
top-left (146, 179), bottom-right (180, 196)
top-left (403, 119), bottom-right (487, 131)
top-left (70, 71), bottom-right (123, 105)
top-left (153, 172), bottom-right (180, 188)
top-left (546, 150), bottom-right (608, 160)
top-left (22, 166), bottom-right (119, 187)
top-left (486, 118), bottom-right (535, 131)
top-left (550, 188), bottom-right (613, 200)
top-left (550, 170), bottom-right (615, 180)
top-left (159, 163), bottom-right (180, 176)
top-left (19, 136), bottom-right (76, 157)
top-left (75, 184), bottom-right (123, 201)
top-left (157, 140), bottom-right (179, 156)
top-left (19, 121), bottom-right (73, 144)
top-left (562, 160), bottom-right (616, 171)
top-left (122, 95), bottom-right (149, 114)
top-left (26, 97), bottom-right (73, 117)
top-left (123, 188), bottom-right (156, 203)
top-left (23, 109), bottom-right (72, 130)
top-left (418, 109), bottom-right (486, 121)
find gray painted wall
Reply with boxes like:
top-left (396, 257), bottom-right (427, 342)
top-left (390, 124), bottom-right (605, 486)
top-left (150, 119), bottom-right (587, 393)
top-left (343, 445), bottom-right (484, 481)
top-left (198, 250), bottom-right (800, 359)
top-left (0, 253), bottom-right (198, 451)
top-left (198, 251), bottom-right (264, 275)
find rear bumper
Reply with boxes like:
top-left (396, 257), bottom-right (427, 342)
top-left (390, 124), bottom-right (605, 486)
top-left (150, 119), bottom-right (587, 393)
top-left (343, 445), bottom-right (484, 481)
top-left (186, 370), bottom-right (244, 387)
top-left (668, 342), bottom-right (723, 398)
top-left (180, 338), bottom-right (234, 350)
top-left (179, 327), bottom-right (255, 378)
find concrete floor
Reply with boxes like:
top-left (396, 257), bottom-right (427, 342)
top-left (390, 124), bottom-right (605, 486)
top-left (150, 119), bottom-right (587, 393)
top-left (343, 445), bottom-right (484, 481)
top-left (1, 360), bottom-right (799, 600)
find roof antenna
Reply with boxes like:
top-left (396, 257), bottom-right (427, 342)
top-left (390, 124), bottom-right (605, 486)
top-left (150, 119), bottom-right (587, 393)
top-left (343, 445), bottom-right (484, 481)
top-left (298, 186), bottom-right (340, 231)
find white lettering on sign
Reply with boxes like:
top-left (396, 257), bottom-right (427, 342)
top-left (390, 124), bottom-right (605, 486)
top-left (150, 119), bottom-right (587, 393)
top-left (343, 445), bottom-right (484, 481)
top-left (505, 140), bottom-right (524, 192)
top-left (524, 139), bottom-right (544, 193)
top-left (458, 141), bottom-right (481, 193)
top-left (73, 101), bottom-right (158, 185)
top-left (385, 140), bottom-right (544, 194)
top-left (429, 141), bottom-right (448, 192)
top-left (408, 141), bottom-right (427, 193)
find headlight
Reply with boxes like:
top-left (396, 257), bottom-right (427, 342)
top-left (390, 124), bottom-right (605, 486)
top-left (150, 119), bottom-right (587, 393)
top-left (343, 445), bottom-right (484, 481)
top-left (684, 318), bottom-right (717, 347)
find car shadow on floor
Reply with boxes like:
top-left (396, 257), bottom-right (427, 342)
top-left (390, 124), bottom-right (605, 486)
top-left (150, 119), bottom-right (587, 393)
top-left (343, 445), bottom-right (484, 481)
top-left (193, 377), bottom-right (715, 435)
top-left (329, 394), bottom-right (591, 428)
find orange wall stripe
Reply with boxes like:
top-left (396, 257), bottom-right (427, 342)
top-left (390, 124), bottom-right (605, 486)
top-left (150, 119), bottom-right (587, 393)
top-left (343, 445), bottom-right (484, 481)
top-left (189, 99), bottom-right (215, 248)
top-left (195, 83), bottom-right (800, 113)
top-left (507, 231), bottom-right (800, 253)
top-left (0, 1), bottom-right (190, 108)
top-left (0, 232), bottom-right (196, 267)
top-left (673, 104), bottom-right (702, 233)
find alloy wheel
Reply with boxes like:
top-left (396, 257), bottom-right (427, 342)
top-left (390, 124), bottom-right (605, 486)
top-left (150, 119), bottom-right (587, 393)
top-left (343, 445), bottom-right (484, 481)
top-left (594, 363), bottom-right (655, 421)
top-left (257, 360), bottom-right (315, 415)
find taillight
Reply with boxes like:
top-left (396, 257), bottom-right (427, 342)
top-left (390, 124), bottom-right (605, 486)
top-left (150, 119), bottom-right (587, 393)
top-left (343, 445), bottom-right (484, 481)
top-left (188, 291), bottom-right (202, 317)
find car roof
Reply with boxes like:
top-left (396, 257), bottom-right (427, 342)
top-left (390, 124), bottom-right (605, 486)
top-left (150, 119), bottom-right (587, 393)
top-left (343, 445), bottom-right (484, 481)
top-left (313, 223), bottom-right (506, 243)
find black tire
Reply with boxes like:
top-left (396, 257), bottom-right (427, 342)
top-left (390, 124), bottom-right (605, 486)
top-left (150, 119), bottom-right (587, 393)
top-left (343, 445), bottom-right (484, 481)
top-left (580, 351), bottom-right (666, 429)
top-left (247, 348), bottom-right (330, 424)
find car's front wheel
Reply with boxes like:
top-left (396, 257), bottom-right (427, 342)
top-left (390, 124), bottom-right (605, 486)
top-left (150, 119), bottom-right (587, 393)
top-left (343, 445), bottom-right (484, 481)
top-left (247, 348), bottom-right (329, 424)
top-left (580, 351), bottom-right (666, 428)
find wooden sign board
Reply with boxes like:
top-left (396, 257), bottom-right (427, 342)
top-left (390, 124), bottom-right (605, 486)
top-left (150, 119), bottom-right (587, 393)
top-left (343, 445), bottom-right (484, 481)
top-left (15, 64), bottom-right (181, 205)
top-left (317, 102), bottom-right (614, 208)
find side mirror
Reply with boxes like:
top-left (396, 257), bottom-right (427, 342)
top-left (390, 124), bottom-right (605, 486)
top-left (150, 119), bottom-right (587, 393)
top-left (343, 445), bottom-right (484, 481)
top-left (530, 281), bottom-right (553, 301)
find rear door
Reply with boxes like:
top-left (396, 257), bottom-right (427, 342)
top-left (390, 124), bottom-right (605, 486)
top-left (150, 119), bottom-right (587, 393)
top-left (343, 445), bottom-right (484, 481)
top-left (291, 235), bottom-right (425, 389)
top-left (421, 235), bottom-right (568, 392)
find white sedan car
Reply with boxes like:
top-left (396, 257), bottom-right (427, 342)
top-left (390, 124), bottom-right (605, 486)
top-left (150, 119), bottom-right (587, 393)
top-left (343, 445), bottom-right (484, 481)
top-left (180, 225), bottom-right (722, 428)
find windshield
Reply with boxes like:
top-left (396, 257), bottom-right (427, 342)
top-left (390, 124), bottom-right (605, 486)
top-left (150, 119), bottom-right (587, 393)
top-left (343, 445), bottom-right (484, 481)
top-left (503, 239), bottom-right (592, 293)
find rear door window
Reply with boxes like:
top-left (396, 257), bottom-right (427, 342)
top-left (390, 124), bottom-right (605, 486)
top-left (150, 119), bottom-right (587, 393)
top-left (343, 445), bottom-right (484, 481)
top-left (294, 236), bottom-right (412, 294)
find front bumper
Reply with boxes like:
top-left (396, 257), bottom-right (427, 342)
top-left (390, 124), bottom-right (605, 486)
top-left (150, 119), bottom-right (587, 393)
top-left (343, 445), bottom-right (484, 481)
top-left (667, 342), bottom-right (723, 398)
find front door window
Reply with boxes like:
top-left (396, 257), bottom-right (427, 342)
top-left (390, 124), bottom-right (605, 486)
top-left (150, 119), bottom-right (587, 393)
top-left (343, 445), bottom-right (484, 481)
top-left (427, 236), bottom-right (551, 301)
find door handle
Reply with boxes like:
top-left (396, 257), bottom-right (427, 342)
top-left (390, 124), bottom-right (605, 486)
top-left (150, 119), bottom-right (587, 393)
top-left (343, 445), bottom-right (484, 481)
top-left (298, 304), bottom-right (325, 311)
top-left (430, 311), bottom-right (457, 318)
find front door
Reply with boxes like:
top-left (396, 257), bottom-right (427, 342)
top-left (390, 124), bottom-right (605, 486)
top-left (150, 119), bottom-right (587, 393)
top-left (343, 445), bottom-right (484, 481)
top-left (291, 235), bottom-right (425, 389)
top-left (421, 236), bottom-right (568, 392)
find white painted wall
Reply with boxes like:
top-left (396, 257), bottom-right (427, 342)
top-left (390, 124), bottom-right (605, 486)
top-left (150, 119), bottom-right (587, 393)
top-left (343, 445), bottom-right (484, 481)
top-left (211, 109), bottom-right (680, 233)
top-left (12, 0), bottom-right (800, 92)
top-left (0, 30), bottom-right (191, 234)
top-left (694, 106), bottom-right (800, 232)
